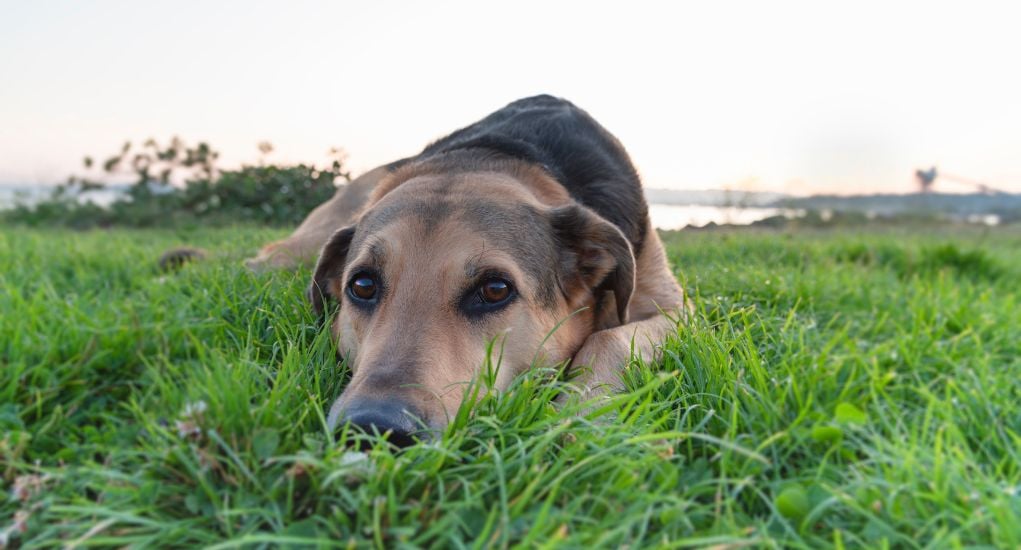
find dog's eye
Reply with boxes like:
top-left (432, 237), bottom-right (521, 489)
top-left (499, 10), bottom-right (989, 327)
top-left (479, 278), bottom-right (512, 304)
top-left (459, 275), bottom-right (516, 317)
top-left (348, 273), bottom-right (379, 302)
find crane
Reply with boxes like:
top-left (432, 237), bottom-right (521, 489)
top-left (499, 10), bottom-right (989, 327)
top-left (914, 166), bottom-right (1003, 194)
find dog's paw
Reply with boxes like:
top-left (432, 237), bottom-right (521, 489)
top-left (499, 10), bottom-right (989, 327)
top-left (569, 329), bottom-right (633, 395)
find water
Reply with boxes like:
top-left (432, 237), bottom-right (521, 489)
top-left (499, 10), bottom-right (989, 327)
top-left (0, 184), bottom-right (125, 208)
top-left (648, 204), bottom-right (801, 230)
top-left (0, 184), bottom-right (49, 208)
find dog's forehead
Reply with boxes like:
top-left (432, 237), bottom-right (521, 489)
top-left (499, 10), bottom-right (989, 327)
top-left (356, 176), bottom-right (546, 247)
top-left (350, 174), bottom-right (560, 301)
top-left (360, 174), bottom-right (523, 226)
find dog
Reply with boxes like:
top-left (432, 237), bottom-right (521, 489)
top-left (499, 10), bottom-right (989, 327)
top-left (247, 95), bottom-right (686, 444)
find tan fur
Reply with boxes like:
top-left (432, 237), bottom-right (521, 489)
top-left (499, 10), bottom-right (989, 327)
top-left (249, 160), bottom-right (687, 433)
top-left (324, 173), bottom-right (599, 429)
top-left (371, 158), bottom-right (572, 208)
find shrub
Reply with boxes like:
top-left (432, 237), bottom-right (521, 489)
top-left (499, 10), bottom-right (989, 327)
top-left (1, 138), bottom-right (349, 228)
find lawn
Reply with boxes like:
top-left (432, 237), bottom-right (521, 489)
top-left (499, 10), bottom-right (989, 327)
top-left (2, 225), bottom-right (1020, 548)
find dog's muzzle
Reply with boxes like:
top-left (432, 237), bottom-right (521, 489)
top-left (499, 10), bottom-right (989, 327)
top-left (328, 397), bottom-right (424, 448)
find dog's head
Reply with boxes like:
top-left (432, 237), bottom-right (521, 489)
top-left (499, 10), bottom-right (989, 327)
top-left (309, 164), bottom-right (635, 443)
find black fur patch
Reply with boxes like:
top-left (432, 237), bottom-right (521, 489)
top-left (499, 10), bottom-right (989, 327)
top-left (406, 95), bottom-right (649, 255)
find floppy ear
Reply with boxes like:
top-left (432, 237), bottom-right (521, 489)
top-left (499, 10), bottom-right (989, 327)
top-left (550, 205), bottom-right (636, 327)
top-left (308, 225), bottom-right (357, 317)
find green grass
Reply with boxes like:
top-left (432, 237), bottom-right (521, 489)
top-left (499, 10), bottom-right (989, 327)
top-left (2, 225), bottom-right (1020, 548)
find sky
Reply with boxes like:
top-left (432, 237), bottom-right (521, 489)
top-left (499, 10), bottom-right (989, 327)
top-left (1, 0), bottom-right (1019, 194)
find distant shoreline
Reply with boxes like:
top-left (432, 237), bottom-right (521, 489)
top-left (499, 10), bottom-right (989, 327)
top-left (3, 183), bottom-right (1019, 228)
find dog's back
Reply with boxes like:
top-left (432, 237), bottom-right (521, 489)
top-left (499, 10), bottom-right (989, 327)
top-left (396, 95), bottom-right (650, 255)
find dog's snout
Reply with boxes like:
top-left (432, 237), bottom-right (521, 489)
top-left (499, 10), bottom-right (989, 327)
top-left (339, 399), bottom-right (423, 448)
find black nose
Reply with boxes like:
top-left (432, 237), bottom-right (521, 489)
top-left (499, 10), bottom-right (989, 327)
top-left (339, 399), bottom-right (423, 448)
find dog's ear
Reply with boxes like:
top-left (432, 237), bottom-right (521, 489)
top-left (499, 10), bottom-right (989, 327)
top-left (550, 205), bottom-right (636, 327)
top-left (308, 225), bottom-right (357, 317)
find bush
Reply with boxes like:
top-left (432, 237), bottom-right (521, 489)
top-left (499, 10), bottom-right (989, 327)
top-left (1, 139), bottom-right (349, 228)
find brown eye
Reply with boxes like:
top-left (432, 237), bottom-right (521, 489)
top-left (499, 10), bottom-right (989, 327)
top-left (480, 279), bottom-right (511, 304)
top-left (348, 274), bottom-right (378, 302)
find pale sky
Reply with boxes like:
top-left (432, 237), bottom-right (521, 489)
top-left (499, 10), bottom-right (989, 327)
top-left (1, 0), bottom-right (1019, 194)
